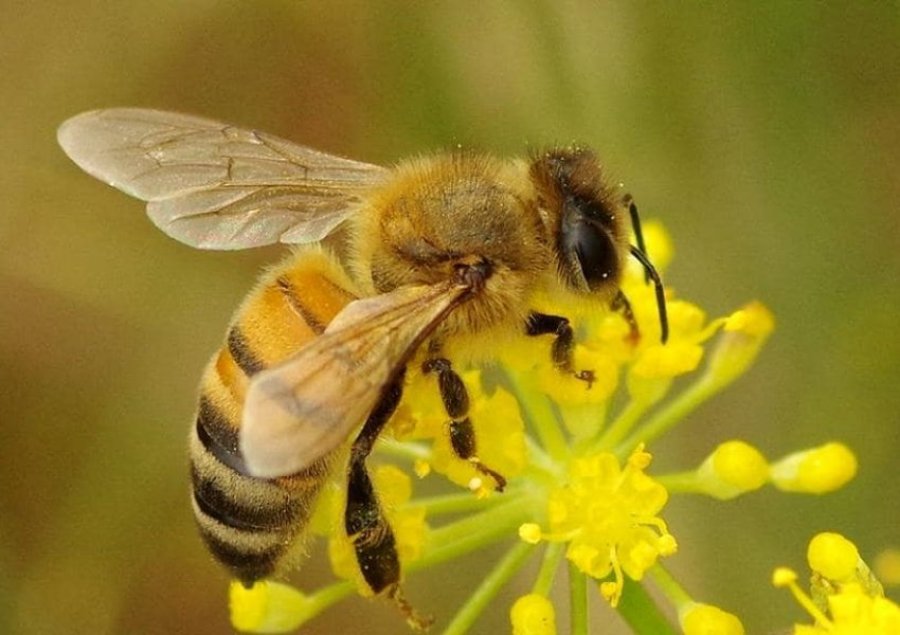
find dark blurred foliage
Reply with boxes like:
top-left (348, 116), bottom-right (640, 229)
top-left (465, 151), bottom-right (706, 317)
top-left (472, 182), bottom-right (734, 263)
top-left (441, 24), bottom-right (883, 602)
top-left (1, 2), bottom-right (898, 633)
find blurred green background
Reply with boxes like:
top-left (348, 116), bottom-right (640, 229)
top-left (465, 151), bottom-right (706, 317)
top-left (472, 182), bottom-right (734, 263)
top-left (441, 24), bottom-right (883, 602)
top-left (2, 2), bottom-right (899, 633)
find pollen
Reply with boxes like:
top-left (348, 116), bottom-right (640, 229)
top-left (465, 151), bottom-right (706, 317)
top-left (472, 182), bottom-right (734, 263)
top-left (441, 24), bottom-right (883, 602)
top-left (413, 460), bottom-right (431, 478)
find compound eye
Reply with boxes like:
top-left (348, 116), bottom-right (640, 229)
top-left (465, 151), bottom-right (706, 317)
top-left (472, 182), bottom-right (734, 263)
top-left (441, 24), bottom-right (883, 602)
top-left (563, 219), bottom-right (618, 291)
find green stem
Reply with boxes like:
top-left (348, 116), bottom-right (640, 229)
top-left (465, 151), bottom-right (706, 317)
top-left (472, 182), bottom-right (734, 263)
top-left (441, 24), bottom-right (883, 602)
top-left (441, 542), bottom-right (534, 635)
top-left (597, 398), bottom-right (651, 450)
top-left (569, 565), bottom-right (588, 635)
top-left (505, 369), bottom-right (569, 460)
top-left (615, 577), bottom-right (679, 635)
top-left (377, 438), bottom-right (432, 462)
top-left (558, 401), bottom-right (607, 444)
top-left (615, 376), bottom-right (719, 454)
top-left (407, 490), bottom-right (513, 516)
top-left (532, 543), bottom-right (565, 596)
top-left (654, 471), bottom-right (702, 494)
top-left (298, 579), bottom-right (356, 622)
top-left (524, 435), bottom-right (563, 483)
top-left (414, 496), bottom-right (534, 571)
top-left (646, 564), bottom-right (691, 609)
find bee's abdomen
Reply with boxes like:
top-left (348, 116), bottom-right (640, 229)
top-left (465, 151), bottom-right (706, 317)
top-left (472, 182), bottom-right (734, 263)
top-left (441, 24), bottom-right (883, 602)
top-left (188, 249), bottom-right (357, 584)
top-left (189, 416), bottom-right (332, 583)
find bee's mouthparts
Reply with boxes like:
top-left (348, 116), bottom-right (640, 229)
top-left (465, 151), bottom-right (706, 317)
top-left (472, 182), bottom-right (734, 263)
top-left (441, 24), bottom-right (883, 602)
top-left (454, 258), bottom-right (492, 293)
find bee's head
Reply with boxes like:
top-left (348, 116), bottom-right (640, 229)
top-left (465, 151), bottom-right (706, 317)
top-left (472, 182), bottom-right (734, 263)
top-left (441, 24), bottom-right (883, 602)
top-left (529, 146), bottom-right (629, 300)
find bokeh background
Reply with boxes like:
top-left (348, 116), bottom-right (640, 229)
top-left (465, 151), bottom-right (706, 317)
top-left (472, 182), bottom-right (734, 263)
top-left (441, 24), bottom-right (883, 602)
top-left (2, 2), bottom-right (898, 633)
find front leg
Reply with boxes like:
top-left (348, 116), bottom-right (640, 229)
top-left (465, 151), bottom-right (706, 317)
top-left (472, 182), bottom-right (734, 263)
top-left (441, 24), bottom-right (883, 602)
top-left (421, 357), bottom-right (507, 491)
top-left (610, 290), bottom-right (640, 344)
top-left (525, 311), bottom-right (596, 387)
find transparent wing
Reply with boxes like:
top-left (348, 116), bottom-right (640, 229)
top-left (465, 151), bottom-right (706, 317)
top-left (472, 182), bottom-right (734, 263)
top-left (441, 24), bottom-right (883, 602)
top-left (57, 108), bottom-right (388, 249)
top-left (240, 282), bottom-right (470, 478)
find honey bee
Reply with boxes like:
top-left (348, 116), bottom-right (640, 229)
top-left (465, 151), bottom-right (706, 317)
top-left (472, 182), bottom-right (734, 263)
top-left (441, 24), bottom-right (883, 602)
top-left (57, 109), bottom-right (668, 605)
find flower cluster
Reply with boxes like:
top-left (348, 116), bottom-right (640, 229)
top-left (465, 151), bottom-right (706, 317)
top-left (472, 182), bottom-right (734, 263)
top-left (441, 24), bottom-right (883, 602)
top-left (774, 532), bottom-right (899, 634)
top-left (229, 221), bottom-right (859, 634)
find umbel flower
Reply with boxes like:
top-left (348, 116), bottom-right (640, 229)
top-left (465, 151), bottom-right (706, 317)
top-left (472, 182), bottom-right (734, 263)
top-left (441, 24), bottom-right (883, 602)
top-left (773, 532), bottom-right (900, 634)
top-left (230, 222), bottom-right (857, 634)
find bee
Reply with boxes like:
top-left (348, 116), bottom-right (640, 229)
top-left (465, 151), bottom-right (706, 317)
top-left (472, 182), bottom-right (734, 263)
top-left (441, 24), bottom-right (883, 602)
top-left (57, 109), bottom-right (668, 605)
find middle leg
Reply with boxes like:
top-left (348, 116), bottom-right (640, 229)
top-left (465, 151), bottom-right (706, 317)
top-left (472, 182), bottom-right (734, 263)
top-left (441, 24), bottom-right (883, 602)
top-left (421, 357), bottom-right (507, 491)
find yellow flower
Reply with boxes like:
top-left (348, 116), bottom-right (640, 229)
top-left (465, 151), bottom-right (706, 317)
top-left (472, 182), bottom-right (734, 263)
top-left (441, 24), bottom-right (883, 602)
top-left (524, 446), bottom-right (676, 607)
top-left (390, 368), bottom-right (527, 493)
top-left (679, 602), bottom-right (745, 635)
top-left (694, 440), bottom-right (769, 500)
top-left (703, 301), bottom-right (775, 388)
top-left (874, 548), bottom-right (900, 586)
top-left (770, 443), bottom-right (857, 494)
top-left (510, 593), bottom-right (557, 635)
top-left (775, 534), bottom-right (899, 634)
top-left (229, 580), bottom-right (315, 633)
top-left (808, 533), bottom-right (861, 582)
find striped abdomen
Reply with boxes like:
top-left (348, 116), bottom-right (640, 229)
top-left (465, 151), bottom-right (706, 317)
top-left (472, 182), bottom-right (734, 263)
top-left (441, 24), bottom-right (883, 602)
top-left (189, 249), bottom-right (358, 585)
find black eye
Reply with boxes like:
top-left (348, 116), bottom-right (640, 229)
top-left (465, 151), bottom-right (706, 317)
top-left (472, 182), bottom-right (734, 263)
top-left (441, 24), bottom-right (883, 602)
top-left (560, 215), bottom-right (618, 291)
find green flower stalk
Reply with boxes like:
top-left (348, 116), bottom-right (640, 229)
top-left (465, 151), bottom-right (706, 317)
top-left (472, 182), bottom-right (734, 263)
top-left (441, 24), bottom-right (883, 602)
top-left (229, 222), bottom-right (857, 634)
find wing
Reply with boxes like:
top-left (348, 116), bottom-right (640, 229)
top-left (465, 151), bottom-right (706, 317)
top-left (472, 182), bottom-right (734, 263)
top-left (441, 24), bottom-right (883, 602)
top-left (57, 108), bottom-right (388, 249)
top-left (240, 282), bottom-right (471, 478)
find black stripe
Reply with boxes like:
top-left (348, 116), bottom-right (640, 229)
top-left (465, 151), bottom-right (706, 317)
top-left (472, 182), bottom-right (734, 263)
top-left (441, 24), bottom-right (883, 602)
top-left (197, 526), bottom-right (284, 585)
top-left (195, 397), bottom-right (253, 476)
top-left (227, 326), bottom-right (264, 376)
top-left (276, 275), bottom-right (326, 335)
top-left (190, 465), bottom-right (293, 532)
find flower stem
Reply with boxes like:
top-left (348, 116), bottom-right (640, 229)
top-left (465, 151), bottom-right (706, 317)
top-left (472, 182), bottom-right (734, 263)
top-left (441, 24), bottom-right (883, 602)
top-left (597, 398), bottom-right (651, 450)
top-left (377, 438), bottom-right (432, 462)
top-left (441, 542), bottom-right (534, 635)
top-left (533, 543), bottom-right (565, 596)
top-left (654, 471), bottom-right (702, 494)
top-left (413, 496), bottom-right (533, 571)
top-left (615, 577), bottom-right (679, 635)
top-left (505, 369), bottom-right (569, 460)
top-left (295, 579), bottom-right (356, 623)
top-left (408, 490), bottom-right (511, 516)
top-left (615, 376), bottom-right (718, 454)
top-left (646, 564), bottom-right (691, 609)
top-left (525, 435), bottom-right (563, 483)
top-left (569, 565), bottom-right (588, 635)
